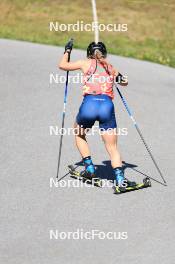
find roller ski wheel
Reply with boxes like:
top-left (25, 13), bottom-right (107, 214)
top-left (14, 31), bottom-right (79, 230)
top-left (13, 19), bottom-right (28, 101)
top-left (68, 165), bottom-right (102, 187)
top-left (113, 177), bottom-right (151, 194)
top-left (143, 177), bottom-right (152, 187)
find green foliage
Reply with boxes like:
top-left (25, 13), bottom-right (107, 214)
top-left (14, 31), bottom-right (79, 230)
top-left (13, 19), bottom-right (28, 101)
top-left (0, 0), bottom-right (174, 67)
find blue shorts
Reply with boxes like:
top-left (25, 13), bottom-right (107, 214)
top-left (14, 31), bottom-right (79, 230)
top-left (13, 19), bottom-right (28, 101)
top-left (76, 94), bottom-right (117, 130)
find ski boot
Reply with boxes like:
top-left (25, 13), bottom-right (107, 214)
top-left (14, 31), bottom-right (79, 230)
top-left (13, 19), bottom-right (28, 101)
top-left (80, 156), bottom-right (102, 186)
top-left (81, 156), bottom-right (96, 179)
top-left (68, 157), bottom-right (102, 187)
top-left (113, 167), bottom-right (137, 194)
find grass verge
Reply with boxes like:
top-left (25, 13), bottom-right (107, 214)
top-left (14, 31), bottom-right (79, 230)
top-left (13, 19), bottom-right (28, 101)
top-left (0, 0), bottom-right (175, 67)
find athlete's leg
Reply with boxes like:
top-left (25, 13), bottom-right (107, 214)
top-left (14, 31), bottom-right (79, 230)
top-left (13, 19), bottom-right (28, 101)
top-left (74, 122), bottom-right (90, 158)
top-left (74, 122), bottom-right (95, 175)
top-left (101, 129), bottom-right (122, 168)
top-left (98, 96), bottom-right (125, 184)
top-left (74, 95), bottom-right (100, 176)
top-left (101, 130), bottom-right (126, 185)
top-left (75, 95), bottom-right (97, 158)
top-left (101, 130), bottom-right (136, 187)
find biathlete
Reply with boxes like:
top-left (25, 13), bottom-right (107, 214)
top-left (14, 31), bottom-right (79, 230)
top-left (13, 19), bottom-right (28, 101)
top-left (59, 40), bottom-right (136, 191)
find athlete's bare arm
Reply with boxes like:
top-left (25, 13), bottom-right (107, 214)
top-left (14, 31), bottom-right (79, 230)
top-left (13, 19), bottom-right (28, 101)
top-left (59, 53), bottom-right (90, 72)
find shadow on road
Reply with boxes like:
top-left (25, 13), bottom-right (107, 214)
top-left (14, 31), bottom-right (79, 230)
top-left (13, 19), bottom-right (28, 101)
top-left (63, 160), bottom-right (165, 186)
top-left (75, 160), bottom-right (145, 181)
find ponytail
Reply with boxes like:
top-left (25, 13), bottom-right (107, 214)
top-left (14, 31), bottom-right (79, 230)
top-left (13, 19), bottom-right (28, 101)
top-left (93, 49), bottom-right (116, 76)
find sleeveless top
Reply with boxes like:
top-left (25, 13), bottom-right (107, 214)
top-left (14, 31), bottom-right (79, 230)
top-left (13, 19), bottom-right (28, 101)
top-left (82, 59), bottom-right (115, 99)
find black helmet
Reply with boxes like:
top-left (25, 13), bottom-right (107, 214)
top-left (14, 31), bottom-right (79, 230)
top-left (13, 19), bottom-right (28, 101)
top-left (87, 42), bottom-right (107, 58)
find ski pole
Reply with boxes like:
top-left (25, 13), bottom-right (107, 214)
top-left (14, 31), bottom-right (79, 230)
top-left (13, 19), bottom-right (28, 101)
top-left (115, 84), bottom-right (167, 186)
top-left (56, 39), bottom-right (74, 179)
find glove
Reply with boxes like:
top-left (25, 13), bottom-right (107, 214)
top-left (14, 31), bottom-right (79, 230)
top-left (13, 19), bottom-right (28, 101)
top-left (64, 38), bottom-right (74, 54)
top-left (115, 72), bottom-right (123, 83)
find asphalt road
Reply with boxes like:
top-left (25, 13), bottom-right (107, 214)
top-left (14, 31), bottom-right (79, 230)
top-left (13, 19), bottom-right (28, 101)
top-left (0, 39), bottom-right (175, 264)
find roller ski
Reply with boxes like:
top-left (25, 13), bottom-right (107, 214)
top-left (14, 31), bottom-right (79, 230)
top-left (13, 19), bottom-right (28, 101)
top-left (112, 167), bottom-right (151, 194)
top-left (68, 156), bottom-right (102, 187)
top-left (68, 165), bottom-right (102, 187)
